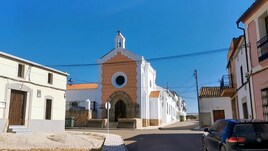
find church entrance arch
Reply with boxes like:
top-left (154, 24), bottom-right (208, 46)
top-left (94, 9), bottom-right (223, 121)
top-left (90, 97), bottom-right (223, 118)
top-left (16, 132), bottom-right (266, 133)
top-left (114, 100), bottom-right (126, 121)
top-left (107, 91), bottom-right (135, 122)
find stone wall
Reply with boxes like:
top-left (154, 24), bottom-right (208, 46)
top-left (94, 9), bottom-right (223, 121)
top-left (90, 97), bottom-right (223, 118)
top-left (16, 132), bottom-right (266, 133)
top-left (66, 110), bottom-right (92, 127)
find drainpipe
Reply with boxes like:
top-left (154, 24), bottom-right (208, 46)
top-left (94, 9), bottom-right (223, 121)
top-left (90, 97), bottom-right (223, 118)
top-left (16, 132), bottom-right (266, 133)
top-left (236, 21), bottom-right (254, 119)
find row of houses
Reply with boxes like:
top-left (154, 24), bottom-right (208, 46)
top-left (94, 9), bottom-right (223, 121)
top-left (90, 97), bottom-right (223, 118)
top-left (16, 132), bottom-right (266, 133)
top-left (199, 0), bottom-right (268, 127)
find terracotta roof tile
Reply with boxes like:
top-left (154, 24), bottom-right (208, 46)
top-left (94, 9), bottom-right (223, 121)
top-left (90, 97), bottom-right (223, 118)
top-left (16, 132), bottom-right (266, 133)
top-left (67, 83), bottom-right (98, 90)
top-left (199, 87), bottom-right (222, 97)
top-left (150, 91), bottom-right (160, 98)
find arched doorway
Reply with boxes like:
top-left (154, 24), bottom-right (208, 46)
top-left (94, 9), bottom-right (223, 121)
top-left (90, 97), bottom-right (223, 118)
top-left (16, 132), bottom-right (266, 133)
top-left (114, 100), bottom-right (126, 121)
top-left (104, 91), bottom-right (138, 122)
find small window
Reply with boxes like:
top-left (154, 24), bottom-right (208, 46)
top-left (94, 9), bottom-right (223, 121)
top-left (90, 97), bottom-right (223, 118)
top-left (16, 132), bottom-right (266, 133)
top-left (240, 66), bottom-right (244, 84)
top-left (18, 64), bottom-right (25, 78)
top-left (48, 73), bottom-right (53, 84)
top-left (45, 99), bottom-right (52, 120)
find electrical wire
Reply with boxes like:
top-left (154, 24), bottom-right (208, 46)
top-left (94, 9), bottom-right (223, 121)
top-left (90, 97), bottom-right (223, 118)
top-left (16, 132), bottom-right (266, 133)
top-left (48, 47), bottom-right (228, 67)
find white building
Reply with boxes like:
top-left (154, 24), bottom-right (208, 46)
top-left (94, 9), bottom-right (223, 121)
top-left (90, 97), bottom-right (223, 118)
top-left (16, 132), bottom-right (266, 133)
top-left (199, 87), bottom-right (232, 127)
top-left (66, 31), bottom-right (187, 127)
top-left (0, 51), bottom-right (68, 133)
top-left (66, 83), bottom-right (98, 111)
top-left (233, 36), bottom-right (252, 119)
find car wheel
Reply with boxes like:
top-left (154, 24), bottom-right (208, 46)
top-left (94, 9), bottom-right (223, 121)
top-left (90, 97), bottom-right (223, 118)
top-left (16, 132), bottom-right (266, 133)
top-left (220, 145), bottom-right (226, 151)
top-left (202, 139), bottom-right (208, 151)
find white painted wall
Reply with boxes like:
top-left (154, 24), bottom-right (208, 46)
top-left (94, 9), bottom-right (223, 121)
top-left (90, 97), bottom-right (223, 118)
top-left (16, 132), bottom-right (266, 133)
top-left (66, 89), bottom-right (98, 110)
top-left (234, 39), bottom-right (252, 119)
top-left (200, 97), bottom-right (232, 125)
top-left (149, 98), bottom-right (160, 119)
top-left (0, 52), bottom-right (67, 132)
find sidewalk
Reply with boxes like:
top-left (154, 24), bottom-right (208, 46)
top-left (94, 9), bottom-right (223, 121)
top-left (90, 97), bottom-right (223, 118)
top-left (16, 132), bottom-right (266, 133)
top-left (102, 133), bottom-right (127, 151)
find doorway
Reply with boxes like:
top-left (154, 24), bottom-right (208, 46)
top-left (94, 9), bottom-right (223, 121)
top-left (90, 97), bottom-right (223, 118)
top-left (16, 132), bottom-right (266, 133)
top-left (115, 100), bottom-right (126, 121)
top-left (9, 90), bottom-right (27, 125)
top-left (213, 110), bottom-right (225, 122)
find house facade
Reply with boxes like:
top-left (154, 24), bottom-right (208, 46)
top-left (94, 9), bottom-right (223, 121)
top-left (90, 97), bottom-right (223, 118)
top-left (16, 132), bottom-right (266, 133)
top-left (232, 36), bottom-right (253, 119)
top-left (66, 31), bottom-right (187, 127)
top-left (237, 0), bottom-right (268, 120)
top-left (220, 38), bottom-right (239, 120)
top-left (0, 51), bottom-right (68, 133)
top-left (222, 36), bottom-right (254, 120)
top-left (199, 87), bottom-right (232, 127)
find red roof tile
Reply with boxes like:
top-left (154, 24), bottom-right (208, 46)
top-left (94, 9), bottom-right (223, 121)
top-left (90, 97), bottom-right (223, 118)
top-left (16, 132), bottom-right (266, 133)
top-left (150, 91), bottom-right (160, 98)
top-left (199, 87), bottom-right (222, 97)
top-left (67, 83), bottom-right (98, 90)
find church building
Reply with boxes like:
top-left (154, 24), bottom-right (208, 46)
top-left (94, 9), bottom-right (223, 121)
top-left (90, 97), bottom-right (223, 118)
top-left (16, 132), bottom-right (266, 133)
top-left (66, 31), bottom-right (186, 127)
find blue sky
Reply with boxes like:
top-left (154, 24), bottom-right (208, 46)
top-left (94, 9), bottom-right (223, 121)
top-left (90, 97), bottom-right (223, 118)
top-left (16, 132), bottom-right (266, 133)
top-left (0, 0), bottom-right (254, 113)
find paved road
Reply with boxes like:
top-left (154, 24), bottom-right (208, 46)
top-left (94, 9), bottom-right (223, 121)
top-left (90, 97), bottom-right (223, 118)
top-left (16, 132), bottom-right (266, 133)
top-left (118, 129), bottom-right (202, 151)
top-left (72, 120), bottom-right (204, 151)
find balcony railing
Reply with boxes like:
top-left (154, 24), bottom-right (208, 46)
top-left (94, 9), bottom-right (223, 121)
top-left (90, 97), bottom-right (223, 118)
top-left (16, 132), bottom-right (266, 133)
top-left (257, 35), bottom-right (268, 62)
top-left (220, 74), bottom-right (236, 97)
top-left (220, 74), bottom-right (234, 89)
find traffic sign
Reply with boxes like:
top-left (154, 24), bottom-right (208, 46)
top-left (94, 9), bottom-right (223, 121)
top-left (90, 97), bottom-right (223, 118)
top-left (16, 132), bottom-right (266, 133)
top-left (105, 102), bottom-right (111, 110)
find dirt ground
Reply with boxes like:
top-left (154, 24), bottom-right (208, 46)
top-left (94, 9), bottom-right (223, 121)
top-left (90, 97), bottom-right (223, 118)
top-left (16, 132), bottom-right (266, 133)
top-left (0, 131), bottom-right (105, 151)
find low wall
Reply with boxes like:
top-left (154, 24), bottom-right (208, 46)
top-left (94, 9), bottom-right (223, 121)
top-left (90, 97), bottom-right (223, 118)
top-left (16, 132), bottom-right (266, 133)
top-left (66, 110), bottom-right (92, 127)
top-left (87, 119), bottom-right (107, 128)
top-left (117, 118), bottom-right (142, 129)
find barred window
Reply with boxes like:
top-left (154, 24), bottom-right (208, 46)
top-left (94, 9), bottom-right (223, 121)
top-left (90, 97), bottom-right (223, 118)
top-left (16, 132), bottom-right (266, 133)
top-left (262, 88), bottom-right (268, 121)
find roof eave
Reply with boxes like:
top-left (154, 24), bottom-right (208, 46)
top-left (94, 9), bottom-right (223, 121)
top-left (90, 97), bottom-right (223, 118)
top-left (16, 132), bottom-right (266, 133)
top-left (237, 0), bottom-right (265, 24)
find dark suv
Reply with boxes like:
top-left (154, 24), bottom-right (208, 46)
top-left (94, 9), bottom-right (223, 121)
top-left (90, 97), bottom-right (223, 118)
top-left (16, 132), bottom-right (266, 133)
top-left (202, 119), bottom-right (268, 151)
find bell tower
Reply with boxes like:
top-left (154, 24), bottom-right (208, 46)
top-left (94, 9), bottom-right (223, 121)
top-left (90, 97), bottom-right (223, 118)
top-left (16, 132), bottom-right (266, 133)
top-left (115, 31), bottom-right (126, 49)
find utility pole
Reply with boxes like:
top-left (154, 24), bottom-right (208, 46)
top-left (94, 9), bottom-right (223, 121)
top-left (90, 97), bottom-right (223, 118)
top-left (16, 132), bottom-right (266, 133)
top-left (194, 69), bottom-right (201, 128)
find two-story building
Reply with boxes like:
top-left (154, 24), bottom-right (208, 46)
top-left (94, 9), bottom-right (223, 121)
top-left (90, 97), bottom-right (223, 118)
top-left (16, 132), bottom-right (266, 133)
top-left (0, 51), bottom-right (68, 133)
top-left (237, 0), bottom-right (268, 121)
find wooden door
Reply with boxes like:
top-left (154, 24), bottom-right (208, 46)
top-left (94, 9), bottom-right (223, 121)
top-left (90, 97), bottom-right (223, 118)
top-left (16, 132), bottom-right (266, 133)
top-left (213, 110), bottom-right (225, 122)
top-left (9, 90), bottom-right (27, 125)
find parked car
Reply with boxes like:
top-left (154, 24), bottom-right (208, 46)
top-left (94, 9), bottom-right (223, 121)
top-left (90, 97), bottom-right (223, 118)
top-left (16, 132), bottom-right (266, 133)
top-left (202, 119), bottom-right (268, 151)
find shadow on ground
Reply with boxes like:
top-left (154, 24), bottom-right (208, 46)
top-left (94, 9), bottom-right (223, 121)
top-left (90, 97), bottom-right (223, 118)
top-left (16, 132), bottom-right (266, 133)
top-left (159, 121), bottom-right (199, 130)
top-left (125, 133), bottom-right (202, 151)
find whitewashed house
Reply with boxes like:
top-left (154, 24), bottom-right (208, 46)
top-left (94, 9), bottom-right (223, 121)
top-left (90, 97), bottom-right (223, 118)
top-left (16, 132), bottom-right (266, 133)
top-left (233, 36), bottom-right (253, 119)
top-left (0, 51), bottom-right (68, 133)
top-left (199, 87), bottom-right (232, 127)
top-left (66, 83), bottom-right (98, 111)
top-left (149, 90), bottom-right (186, 126)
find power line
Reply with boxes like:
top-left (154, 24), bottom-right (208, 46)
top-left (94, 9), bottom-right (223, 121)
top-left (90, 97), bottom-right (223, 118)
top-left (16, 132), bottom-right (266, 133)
top-left (48, 47), bottom-right (228, 67)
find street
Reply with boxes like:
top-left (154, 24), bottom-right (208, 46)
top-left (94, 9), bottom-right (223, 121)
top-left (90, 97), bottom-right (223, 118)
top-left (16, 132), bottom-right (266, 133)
top-left (115, 129), bottom-right (202, 151)
top-left (71, 120), bottom-right (204, 151)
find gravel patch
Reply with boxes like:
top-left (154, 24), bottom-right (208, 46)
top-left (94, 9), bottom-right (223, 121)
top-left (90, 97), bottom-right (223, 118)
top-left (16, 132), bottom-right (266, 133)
top-left (0, 132), bottom-right (105, 151)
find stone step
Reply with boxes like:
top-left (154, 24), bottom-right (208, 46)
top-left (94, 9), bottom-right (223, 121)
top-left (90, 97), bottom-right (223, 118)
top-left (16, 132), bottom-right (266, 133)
top-left (108, 122), bottom-right (118, 128)
top-left (8, 125), bottom-right (32, 134)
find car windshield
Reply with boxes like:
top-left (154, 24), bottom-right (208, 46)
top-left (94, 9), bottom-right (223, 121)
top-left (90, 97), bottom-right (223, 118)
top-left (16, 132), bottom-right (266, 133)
top-left (233, 123), bottom-right (268, 139)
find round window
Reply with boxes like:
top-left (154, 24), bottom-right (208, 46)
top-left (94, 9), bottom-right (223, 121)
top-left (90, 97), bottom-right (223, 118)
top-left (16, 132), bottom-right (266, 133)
top-left (111, 72), bottom-right (128, 88)
top-left (116, 76), bottom-right (125, 86)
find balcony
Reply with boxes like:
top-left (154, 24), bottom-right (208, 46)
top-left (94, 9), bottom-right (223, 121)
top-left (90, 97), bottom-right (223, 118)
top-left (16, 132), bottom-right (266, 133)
top-left (220, 75), bottom-right (236, 97)
top-left (257, 35), bottom-right (268, 62)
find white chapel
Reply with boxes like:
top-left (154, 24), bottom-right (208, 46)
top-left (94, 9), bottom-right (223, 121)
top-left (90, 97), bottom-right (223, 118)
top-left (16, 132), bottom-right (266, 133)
top-left (66, 31), bottom-right (186, 127)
